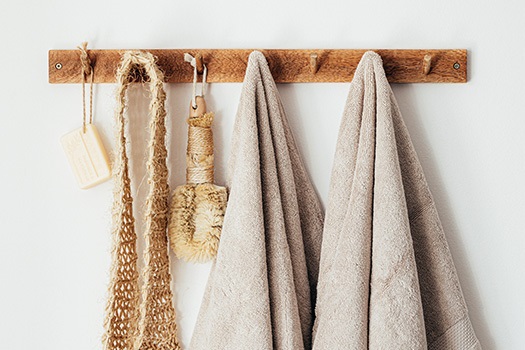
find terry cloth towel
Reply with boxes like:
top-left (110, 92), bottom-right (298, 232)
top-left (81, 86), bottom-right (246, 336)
top-left (190, 51), bottom-right (324, 350)
top-left (312, 51), bottom-right (481, 350)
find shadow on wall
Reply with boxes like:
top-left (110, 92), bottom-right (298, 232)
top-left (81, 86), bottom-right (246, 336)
top-left (393, 83), bottom-right (495, 350)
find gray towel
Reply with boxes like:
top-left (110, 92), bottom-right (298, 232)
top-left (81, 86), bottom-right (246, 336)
top-left (190, 51), bottom-right (324, 350)
top-left (312, 51), bottom-right (481, 350)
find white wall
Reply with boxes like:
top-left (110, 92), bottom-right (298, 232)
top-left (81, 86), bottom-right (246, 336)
top-left (0, 0), bottom-right (523, 349)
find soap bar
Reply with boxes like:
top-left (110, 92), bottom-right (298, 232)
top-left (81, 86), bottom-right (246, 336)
top-left (61, 124), bottom-right (111, 189)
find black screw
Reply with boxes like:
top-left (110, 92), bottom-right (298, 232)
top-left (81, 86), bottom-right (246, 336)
top-left (453, 62), bottom-right (460, 70)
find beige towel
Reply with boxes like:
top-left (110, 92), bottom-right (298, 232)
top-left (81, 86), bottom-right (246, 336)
top-left (190, 51), bottom-right (324, 350)
top-left (312, 51), bottom-right (481, 350)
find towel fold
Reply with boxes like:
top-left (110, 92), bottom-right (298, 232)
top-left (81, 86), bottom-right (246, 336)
top-left (312, 51), bottom-right (481, 350)
top-left (190, 51), bottom-right (324, 350)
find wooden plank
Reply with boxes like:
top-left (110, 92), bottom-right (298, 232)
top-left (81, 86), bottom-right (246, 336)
top-left (49, 49), bottom-right (467, 84)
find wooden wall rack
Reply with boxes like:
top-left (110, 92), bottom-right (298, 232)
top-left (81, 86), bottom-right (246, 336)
top-left (48, 49), bottom-right (467, 84)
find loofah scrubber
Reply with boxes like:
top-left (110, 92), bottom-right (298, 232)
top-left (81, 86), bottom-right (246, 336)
top-left (168, 96), bottom-right (228, 262)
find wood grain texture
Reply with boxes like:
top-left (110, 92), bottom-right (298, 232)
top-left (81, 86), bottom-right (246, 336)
top-left (49, 49), bottom-right (467, 84)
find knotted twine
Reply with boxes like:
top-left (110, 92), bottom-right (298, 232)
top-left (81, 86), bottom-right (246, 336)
top-left (77, 42), bottom-right (94, 133)
top-left (103, 51), bottom-right (181, 350)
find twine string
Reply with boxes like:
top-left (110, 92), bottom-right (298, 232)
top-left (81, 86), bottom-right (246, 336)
top-left (78, 42), bottom-right (94, 133)
top-left (187, 120), bottom-right (214, 184)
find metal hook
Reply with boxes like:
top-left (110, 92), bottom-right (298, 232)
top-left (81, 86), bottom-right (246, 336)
top-left (310, 53), bottom-right (319, 74)
top-left (423, 54), bottom-right (432, 75)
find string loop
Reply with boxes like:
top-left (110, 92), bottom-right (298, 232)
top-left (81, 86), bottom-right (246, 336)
top-left (77, 42), bottom-right (94, 132)
top-left (184, 53), bottom-right (207, 108)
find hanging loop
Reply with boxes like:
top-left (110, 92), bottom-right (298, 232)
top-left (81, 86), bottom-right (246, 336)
top-left (184, 53), bottom-right (207, 109)
top-left (77, 42), bottom-right (94, 132)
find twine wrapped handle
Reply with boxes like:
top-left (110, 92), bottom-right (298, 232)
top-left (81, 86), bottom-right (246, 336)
top-left (168, 94), bottom-right (228, 263)
top-left (187, 96), bottom-right (215, 184)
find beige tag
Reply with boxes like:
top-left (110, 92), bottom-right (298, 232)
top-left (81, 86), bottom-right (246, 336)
top-left (61, 124), bottom-right (111, 189)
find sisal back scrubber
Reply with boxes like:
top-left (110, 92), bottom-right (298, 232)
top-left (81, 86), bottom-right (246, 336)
top-left (168, 96), bottom-right (228, 262)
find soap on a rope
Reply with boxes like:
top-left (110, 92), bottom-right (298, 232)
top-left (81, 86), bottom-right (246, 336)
top-left (61, 124), bottom-right (111, 189)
